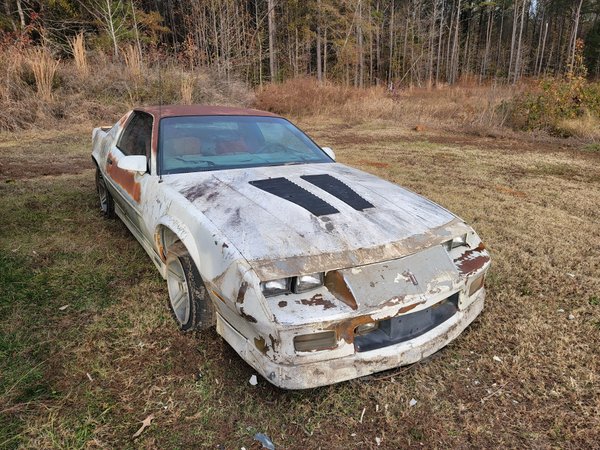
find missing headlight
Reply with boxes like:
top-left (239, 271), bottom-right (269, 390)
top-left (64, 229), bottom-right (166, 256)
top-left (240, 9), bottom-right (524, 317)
top-left (443, 234), bottom-right (468, 252)
top-left (355, 322), bottom-right (379, 336)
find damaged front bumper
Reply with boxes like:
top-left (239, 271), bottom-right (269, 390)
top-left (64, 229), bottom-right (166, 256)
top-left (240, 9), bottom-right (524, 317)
top-left (217, 288), bottom-right (485, 389)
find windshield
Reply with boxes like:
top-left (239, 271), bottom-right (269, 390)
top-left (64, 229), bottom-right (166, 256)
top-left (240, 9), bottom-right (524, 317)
top-left (158, 116), bottom-right (332, 174)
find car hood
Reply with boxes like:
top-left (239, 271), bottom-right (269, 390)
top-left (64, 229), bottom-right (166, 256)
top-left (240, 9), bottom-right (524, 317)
top-left (165, 163), bottom-right (467, 279)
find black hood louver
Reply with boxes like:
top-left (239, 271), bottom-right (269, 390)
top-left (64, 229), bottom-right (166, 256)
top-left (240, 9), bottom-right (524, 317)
top-left (249, 177), bottom-right (339, 216)
top-left (301, 174), bottom-right (374, 211)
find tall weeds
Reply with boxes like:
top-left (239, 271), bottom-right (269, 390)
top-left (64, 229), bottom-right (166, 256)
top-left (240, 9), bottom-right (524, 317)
top-left (70, 33), bottom-right (88, 75)
top-left (0, 42), bottom-right (252, 131)
top-left (180, 74), bottom-right (194, 104)
top-left (254, 77), bottom-right (516, 130)
top-left (26, 48), bottom-right (59, 102)
top-left (122, 44), bottom-right (143, 78)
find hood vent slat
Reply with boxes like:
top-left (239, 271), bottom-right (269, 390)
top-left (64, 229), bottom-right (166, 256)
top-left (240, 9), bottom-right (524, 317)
top-left (301, 174), bottom-right (374, 211)
top-left (249, 177), bottom-right (339, 216)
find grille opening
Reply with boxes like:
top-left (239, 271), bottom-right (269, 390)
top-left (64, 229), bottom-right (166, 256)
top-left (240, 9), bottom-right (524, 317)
top-left (354, 293), bottom-right (459, 353)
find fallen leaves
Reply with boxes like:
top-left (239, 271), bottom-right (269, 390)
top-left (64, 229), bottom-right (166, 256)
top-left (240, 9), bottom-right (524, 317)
top-left (132, 414), bottom-right (154, 439)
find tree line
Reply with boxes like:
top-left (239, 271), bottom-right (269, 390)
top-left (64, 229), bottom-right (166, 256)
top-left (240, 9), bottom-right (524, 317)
top-left (3, 0), bottom-right (600, 86)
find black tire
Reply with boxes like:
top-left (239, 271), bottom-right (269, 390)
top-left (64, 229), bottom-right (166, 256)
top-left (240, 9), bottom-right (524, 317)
top-left (95, 167), bottom-right (115, 219)
top-left (166, 242), bottom-right (215, 332)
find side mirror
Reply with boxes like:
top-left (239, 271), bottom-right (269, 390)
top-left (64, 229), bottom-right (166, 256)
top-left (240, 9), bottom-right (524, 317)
top-left (117, 155), bottom-right (147, 173)
top-left (322, 146), bottom-right (336, 161)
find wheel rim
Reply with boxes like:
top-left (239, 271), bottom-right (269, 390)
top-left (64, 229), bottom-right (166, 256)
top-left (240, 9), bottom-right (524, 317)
top-left (167, 256), bottom-right (190, 326)
top-left (96, 172), bottom-right (108, 213)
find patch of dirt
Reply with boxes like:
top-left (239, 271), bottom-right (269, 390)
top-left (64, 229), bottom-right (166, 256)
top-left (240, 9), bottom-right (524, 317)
top-left (358, 160), bottom-right (390, 168)
top-left (0, 155), bottom-right (91, 181)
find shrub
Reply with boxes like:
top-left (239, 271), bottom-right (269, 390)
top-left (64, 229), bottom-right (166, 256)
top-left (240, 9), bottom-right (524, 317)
top-left (507, 40), bottom-right (600, 139)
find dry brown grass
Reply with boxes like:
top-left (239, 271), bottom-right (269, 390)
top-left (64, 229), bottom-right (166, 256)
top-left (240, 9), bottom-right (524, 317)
top-left (69, 33), bottom-right (88, 76)
top-left (122, 43), bottom-right (143, 79)
top-left (1, 120), bottom-right (598, 448)
top-left (556, 111), bottom-right (600, 140)
top-left (255, 78), bottom-right (524, 134)
top-left (180, 73), bottom-right (194, 105)
top-left (0, 45), bottom-right (252, 131)
top-left (26, 48), bottom-right (59, 102)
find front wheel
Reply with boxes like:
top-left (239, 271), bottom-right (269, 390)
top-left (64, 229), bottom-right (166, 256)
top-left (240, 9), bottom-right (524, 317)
top-left (95, 167), bottom-right (115, 218)
top-left (166, 243), bottom-right (215, 332)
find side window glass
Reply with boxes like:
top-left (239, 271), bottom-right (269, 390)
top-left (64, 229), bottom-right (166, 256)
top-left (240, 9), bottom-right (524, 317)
top-left (118, 112), bottom-right (153, 157)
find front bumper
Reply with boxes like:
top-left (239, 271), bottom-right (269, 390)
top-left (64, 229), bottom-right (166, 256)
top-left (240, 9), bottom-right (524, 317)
top-left (217, 289), bottom-right (485, 389)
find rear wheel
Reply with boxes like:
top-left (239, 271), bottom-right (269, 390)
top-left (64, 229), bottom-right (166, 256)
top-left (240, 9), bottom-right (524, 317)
top-left (95, 167), bottom-right (115, 218)
top-left (166, 242), bottom-right (215, 332)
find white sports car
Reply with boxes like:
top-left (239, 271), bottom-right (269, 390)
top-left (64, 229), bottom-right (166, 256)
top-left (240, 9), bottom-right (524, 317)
top-left (91, 105), bottom-right (490, 389)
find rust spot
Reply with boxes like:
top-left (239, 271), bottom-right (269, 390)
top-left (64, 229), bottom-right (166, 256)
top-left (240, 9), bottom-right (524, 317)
top-left (254, 336), bottom-right (269, 354)
top-left (236, 282), bottom-right (248, 304)
top-left (325, 271), bottom-right (358, 310)
top-left (154, 231), bottom-right (165, 261)
top-left (397, 300), bottom-right (426, 314)
top-left (297, 293), bottom-right (336, 310)
top-left (278, 300), bottom-right (287, 308)
top-left (106, 153), bottom-right (141, 202)
top-left (329, 315), bottom-right (375, 344)
top-left (210, 289), bottom-right (227, 304)
top-left (455, 243), bottom-right (490, 276)
top-left (329, 300), bottom-right (425, 345)
top-left (239, 307), bottom-right (257, 323)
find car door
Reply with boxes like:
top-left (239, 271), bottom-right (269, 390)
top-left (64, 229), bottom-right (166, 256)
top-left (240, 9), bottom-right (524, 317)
top-left (104, 111), bottom-right (154, 245)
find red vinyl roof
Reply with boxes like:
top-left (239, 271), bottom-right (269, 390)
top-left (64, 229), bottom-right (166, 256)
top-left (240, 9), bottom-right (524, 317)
top-left (135, 104), bottom-right (280, 118)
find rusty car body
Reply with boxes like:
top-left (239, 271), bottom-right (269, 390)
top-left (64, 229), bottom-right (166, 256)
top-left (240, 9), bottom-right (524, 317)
top-left (91, 105), bottom-right (490, 389)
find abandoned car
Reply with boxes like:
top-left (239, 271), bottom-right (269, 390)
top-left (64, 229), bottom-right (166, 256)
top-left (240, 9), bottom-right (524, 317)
top-left (91, 105), bottom-right (490, 389)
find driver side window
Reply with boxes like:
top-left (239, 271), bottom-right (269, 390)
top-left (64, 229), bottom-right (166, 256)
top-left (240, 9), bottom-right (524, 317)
top-left (118, 112), bottom-right (153, 157)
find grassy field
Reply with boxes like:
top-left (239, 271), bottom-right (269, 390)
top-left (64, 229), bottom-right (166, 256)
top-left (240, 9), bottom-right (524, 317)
top-left (1, 121), bottom-right (599, 449)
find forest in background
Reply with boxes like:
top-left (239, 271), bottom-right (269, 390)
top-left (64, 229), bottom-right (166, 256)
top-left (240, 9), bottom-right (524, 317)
top-left (1, 1), bottom-right (600, 139)
top-left (3, 0), bottom-right (600, 86)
